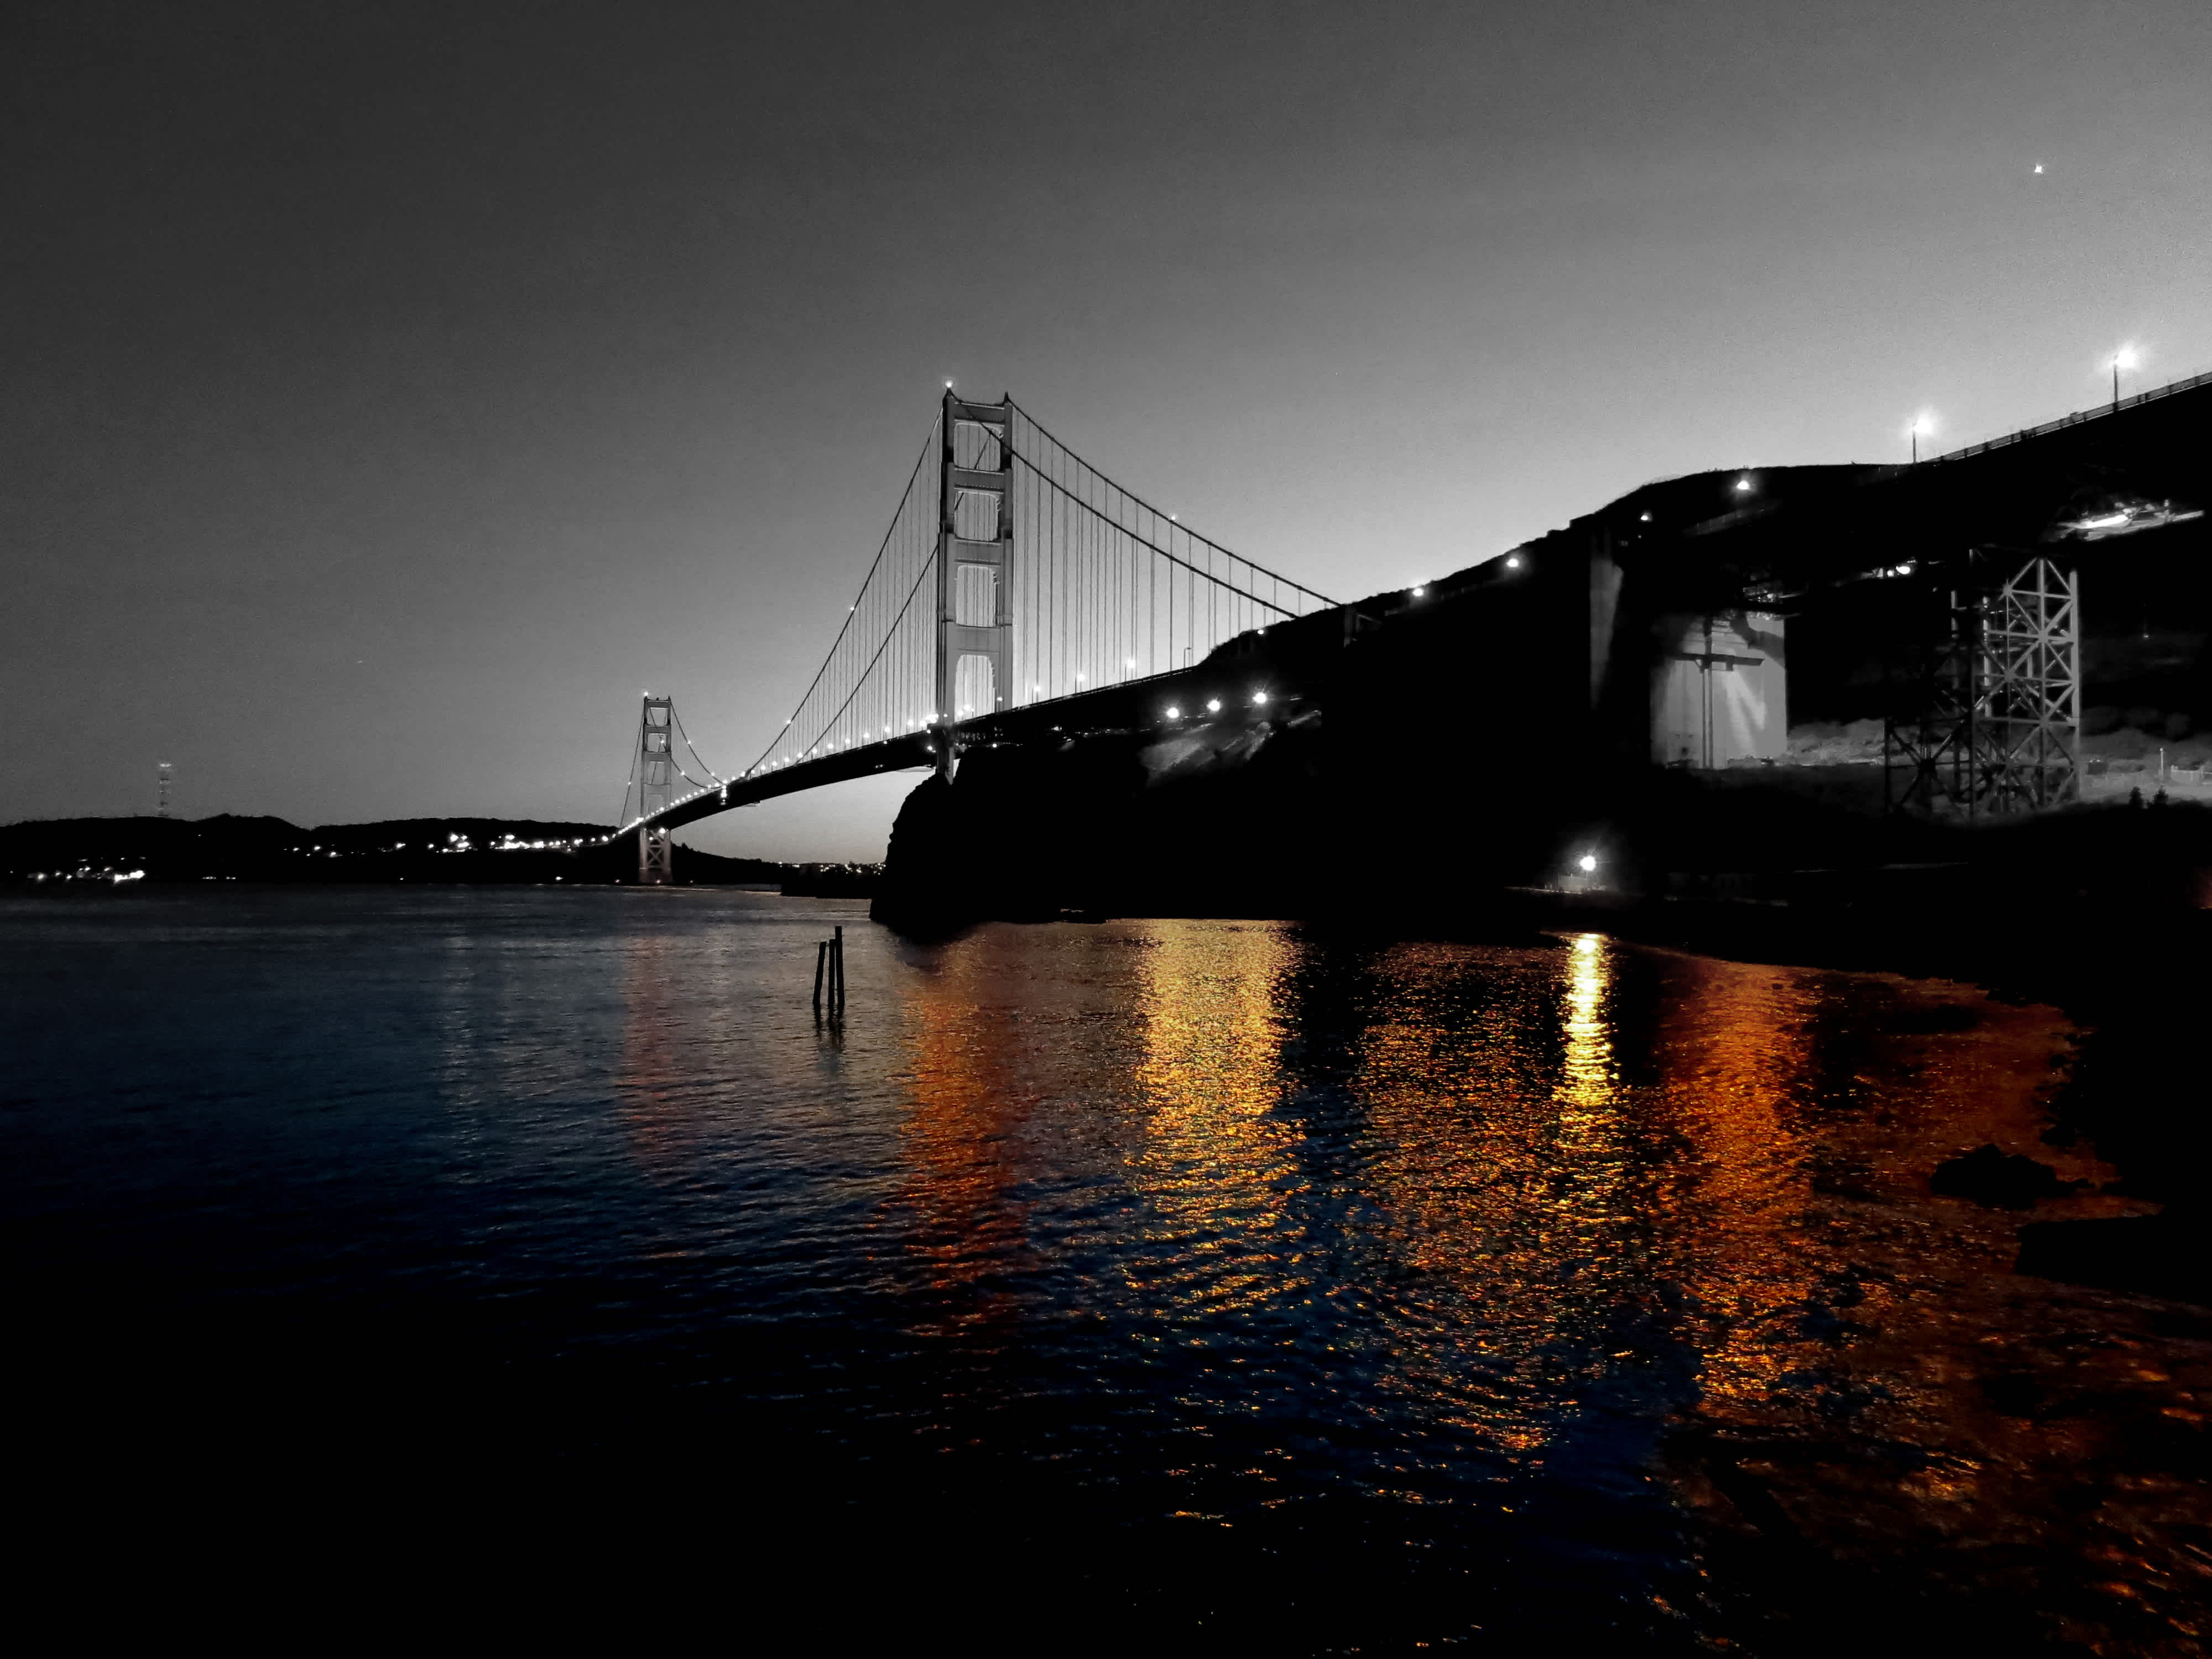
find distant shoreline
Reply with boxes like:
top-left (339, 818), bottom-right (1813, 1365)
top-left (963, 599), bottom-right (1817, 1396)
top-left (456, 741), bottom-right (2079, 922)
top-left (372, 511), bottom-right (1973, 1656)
top-left (0, 812), bottom-right (881, 896)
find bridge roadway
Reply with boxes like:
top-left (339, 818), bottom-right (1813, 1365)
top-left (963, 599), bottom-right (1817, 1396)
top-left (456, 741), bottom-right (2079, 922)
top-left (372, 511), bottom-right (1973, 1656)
top-left (624, 655), bottom-right (1276, 840)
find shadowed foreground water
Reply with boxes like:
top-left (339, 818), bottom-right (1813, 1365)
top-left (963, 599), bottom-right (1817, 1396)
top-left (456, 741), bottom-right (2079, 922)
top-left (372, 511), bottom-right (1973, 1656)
top-left (4, 889), bottom-right (2206, 1651)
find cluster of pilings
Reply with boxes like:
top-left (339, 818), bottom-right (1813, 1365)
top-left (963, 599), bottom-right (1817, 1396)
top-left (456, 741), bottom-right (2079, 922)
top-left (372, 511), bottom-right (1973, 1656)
top-left (812, 925), bottom-right (846, 1019)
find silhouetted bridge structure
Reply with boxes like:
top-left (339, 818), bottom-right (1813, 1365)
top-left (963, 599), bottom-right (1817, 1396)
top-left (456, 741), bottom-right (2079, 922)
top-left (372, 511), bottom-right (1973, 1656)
top-left (614, 390), bottom-right (1337, 880)
top-left (609, 372), bottom-right (2212, 891)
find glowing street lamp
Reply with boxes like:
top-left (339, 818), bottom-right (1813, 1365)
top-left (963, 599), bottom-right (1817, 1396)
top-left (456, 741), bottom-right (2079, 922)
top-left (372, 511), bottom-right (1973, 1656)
top-left (1906, 411), bottom-right (1937, 463)
top-left (2111, 344), bottom-right (2141, 409)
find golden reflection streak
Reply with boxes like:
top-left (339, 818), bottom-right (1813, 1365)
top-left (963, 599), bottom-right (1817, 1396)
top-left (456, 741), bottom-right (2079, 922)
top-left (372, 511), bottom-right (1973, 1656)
top-left (1348, 935), bottom-right (1648, 1452)
top-left (1639, 952), bottom-right (1827, 1411)
top-left (1127, 921), bottom-right (1301, 1316)
top-left (1557, 931), bottom-right (1615, 1120)
top-left (888, 920), bottom-right (1306, 1331)
top-left (891, 928), bottom-right (1044, 1328)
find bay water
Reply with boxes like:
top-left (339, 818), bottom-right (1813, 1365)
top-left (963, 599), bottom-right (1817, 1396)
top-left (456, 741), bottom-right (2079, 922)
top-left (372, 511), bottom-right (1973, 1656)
top-left (5, 888), bottom-right (2195, 1651)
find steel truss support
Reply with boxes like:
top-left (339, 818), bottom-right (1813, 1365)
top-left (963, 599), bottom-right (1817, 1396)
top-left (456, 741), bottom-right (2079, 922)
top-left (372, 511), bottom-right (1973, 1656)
top-left (636, 693), bottom-right (676, 883)
top-left (1884, 555), bottom-right (2080, 818)
top-left (934, 390), bottom-right (1014, 779)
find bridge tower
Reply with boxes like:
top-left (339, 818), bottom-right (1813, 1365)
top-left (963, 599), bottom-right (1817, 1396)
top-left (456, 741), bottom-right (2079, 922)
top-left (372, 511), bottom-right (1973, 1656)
top-left (635, 693), bottom-right (676, 883)
top-left (935, 390), bottom-right (1014, 778)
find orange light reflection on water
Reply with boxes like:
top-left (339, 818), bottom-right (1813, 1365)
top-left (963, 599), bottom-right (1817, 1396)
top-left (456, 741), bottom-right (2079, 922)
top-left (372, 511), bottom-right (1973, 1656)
top-left (884, 925), bottom-right (2098, 1392)
top-left (879, 919), bottom-right (2193, 1636)
top-left (1129, 921), bottom-right (1301, 1318)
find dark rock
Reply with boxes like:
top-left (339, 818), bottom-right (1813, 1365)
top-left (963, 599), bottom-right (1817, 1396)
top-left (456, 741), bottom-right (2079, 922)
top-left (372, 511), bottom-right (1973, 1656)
top-left (1929, 1144), bottom-right (2083, 1209)
top-left (2016, 1213), bottom-right (2212, 1305)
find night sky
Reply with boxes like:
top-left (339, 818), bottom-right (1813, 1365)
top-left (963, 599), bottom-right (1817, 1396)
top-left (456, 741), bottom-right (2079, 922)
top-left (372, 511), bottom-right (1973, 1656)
top-left (8, 1), bottom-right (2209, 858)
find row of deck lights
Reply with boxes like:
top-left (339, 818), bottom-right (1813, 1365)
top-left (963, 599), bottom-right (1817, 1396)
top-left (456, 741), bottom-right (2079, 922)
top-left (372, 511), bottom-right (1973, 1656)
top-left (1162, 691), bottom-right (1267, 722)
top-left (687, 551), bottom-right (1536, 791)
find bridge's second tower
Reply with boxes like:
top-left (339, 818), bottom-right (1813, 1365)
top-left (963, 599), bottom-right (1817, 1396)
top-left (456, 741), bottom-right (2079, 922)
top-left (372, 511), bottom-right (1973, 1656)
top-left (636, 693), bottom-right (675, 883)
top-left (935, 391), bottom-right (1014, 777)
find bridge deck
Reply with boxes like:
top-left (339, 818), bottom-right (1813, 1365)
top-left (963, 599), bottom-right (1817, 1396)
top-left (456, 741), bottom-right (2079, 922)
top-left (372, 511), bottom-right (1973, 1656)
top-left (624, 651), bottom-right (1299, 840)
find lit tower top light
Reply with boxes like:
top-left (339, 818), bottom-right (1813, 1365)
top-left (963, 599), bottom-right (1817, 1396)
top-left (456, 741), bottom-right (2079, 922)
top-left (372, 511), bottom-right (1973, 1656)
top-left (1907, 411), bottom-right (1937, 463)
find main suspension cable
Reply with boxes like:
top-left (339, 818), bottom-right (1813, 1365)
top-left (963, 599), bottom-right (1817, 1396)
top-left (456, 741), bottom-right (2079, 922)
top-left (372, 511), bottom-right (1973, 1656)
top-left (1009, 398), bottom-right (1335, 607)
top-left (744, 416), bottom-right (940, 776)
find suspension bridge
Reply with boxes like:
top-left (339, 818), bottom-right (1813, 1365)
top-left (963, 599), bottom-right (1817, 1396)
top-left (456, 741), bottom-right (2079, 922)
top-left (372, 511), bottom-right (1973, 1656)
top-left (611, 390), bottom-right (1339, 881)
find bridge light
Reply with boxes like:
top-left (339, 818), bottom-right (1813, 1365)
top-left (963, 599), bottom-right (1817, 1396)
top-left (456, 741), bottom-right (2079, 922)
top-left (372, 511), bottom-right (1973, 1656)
top-left (2111, 343), bottom-right (2142, 405)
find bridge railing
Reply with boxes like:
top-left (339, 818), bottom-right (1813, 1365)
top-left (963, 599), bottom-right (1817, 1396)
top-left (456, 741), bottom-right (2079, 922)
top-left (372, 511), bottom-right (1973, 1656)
top-left (1912, 366), bottom-right (2212, 470)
